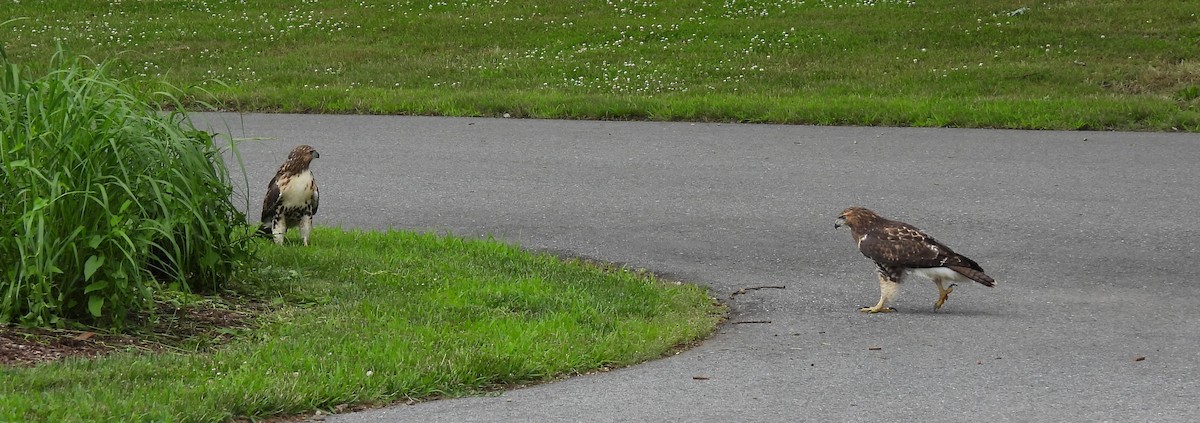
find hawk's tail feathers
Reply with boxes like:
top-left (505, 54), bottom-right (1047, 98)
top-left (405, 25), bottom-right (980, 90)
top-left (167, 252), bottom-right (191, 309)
top-left (949, 266), bottom-right (996, 287)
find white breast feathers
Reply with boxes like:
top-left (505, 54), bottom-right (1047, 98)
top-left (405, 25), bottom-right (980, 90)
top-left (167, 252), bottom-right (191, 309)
top-left (279, 170), bottom-right (315, 207)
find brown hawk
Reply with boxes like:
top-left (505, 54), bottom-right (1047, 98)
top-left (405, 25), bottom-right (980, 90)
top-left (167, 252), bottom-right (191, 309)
top-left (259, 145), bottom-right (319, 246)
top-left (834, 207), bottom-right (995, 313)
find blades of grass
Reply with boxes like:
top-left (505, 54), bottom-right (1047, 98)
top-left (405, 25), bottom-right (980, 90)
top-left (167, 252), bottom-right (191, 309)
top-left (1, 44), bottom-right (253, 326)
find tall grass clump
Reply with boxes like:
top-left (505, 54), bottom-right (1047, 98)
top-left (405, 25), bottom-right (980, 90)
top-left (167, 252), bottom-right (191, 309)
top-left (0, 46), bottom-right (251, 327)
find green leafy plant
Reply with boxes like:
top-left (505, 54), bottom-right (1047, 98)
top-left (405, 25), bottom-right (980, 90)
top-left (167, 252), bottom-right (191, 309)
top-left (0, 45), bottom-right (251, 327)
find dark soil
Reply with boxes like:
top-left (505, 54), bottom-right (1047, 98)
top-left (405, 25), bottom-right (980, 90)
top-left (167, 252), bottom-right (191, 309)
top-left (0, 298), bottom-right (265, 367)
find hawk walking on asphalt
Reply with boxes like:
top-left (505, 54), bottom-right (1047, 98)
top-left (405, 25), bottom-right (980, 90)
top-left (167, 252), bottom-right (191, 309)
top-left (260, 145), bottom-right (320, 246)
top-left (834, 207), bottom-right (995, 313)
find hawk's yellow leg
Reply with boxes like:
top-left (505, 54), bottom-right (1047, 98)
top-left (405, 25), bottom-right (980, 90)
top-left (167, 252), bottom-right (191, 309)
top-left (934, 280), bottom-right (957, 311)
top-left (861, 274), bottom-right (899, 313)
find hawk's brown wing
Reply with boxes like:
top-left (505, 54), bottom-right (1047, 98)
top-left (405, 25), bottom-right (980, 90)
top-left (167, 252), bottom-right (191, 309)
top-left (309, 177), bottom-right (319, 216)
top-left (260, 175), bottom-right (282, 225)
top-left (858, 223), bottom-right (984, 272)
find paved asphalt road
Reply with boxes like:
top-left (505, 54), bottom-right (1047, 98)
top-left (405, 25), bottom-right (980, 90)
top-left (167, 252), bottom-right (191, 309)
top-left (195, 113), bottom-right (1198, 422)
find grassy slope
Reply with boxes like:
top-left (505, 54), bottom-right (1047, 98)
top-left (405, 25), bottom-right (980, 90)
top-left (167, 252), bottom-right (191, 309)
top-left (3, 0), bottom-right (1198, 130)
top-left (0, 228), bottom-right (723, 422)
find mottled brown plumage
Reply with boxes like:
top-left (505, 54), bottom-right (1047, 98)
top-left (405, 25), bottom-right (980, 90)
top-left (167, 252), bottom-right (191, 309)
top-left (260, 145), bottom-right (320, 246)
top-left (835, 207), bottom-right (994, 313)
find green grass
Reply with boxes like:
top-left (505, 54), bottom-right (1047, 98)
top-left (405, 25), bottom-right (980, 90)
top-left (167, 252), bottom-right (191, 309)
top-left (3, 0), bottom-right (1198, 130)
top-left (0, 227), bottom-right (724, 422)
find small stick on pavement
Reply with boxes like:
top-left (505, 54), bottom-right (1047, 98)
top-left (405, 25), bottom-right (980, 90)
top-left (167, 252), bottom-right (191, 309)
top-left (729, 285), bottom-right (786, 298)
top-left (731, 320), bottom-right (772, 325)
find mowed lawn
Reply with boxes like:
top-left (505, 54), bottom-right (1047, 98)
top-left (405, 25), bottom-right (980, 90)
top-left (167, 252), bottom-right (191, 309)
top-left (0, 228), bottom-right (723, 422)
top-left (3, 0), bottom-right (1198, 130)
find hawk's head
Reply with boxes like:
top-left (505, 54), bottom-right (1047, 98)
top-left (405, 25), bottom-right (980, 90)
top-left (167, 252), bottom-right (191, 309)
top-left (834, 206), bottom-right (880, 230)
top-left (281, 144), bottom-right (320, 174)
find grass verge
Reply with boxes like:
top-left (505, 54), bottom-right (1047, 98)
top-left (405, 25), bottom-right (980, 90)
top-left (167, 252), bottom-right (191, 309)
top-left (0, 227), bottom-right (724, 422)
top-left (4, 1), bottom-right (1198, 130)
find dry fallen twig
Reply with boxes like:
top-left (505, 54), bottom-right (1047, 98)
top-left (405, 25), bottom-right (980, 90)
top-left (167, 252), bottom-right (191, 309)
top-left (729, 285), bottom-right (786, 298)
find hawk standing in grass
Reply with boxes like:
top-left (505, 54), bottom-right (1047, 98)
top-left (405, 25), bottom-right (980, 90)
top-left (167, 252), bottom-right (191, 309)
top-left (260, 145), bottom-right (319, 246)
top-left (834, 207), bottom-right (995, 313)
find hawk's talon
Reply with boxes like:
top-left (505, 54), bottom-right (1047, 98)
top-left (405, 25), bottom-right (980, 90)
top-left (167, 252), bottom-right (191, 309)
top-left (859, 306), bottom-right (896, 313)
top-left (934, 283), bottom-right (958, 311)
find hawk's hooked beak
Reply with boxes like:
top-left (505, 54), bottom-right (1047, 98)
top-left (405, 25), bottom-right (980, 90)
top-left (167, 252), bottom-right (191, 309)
top-left (312, 150), bottom-right (320, 159)
top-left (834, 216), bottom-right (846, 229)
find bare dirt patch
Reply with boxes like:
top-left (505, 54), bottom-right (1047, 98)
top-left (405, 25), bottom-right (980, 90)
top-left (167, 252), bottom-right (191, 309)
top-left (0, 298), bottom-right (266, 367)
